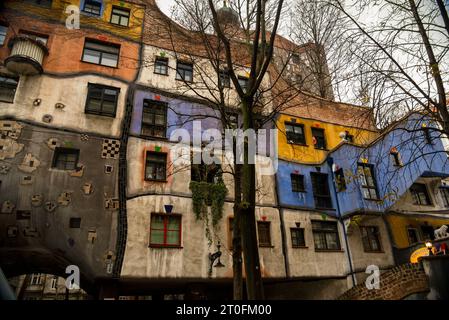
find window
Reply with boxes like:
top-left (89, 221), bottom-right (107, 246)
top-left (52, 148), bottom-right (79, 171)
top-left (290, 228), bottom-right (306, 248)
top-left (154, 57), bottom-right (168, 75)
top-left (82, 0), bottom-right (101, 15)
top-left (30, 273), bottom-right (43, 285)
top-left (360, 226), bottom-right (382, 252)
top-left (407, 227), bottom-right (420, 245)
top-left (85, 83), bottom-right (120, 117)
top-left (69, 218), bottom-right (81, 228)
top-left (82, 40), bottom-right (120, 67)
top-left (291, 53), bottom-right (301, 64)
top-left (145, 152), bottom-right (167, 181)
top-left (257, 221), bottom-right (271, 247)
top-left (390, 148), bottom-right (402, 167)
top-left (150, 214), bottom-right (181, 247)
top-left (440, 187), bottom-right (449, 207)
top-left (310, 172), bottom-right (333, 209)
top-left (191, 152), bottom-right (222, 184)
top-left (421, 225), bottom-right (435, 241)
top-left (18, 31), bottom-right (48, 45)
top-left (357, 163), bottom-right (379, 200)
top-left (24, 0), bottom-right (52, 8)
top-left (110, 6), bottom-right (130, 26)
top-left (285, 122), bottom-right (306, 145)
top-left (176, 62), bottom-right (193, 82)
top-left (423, 127), bottom-right (432, 144)
top-left (410, 183), bottom-right (432, 205)
top-left (51, 276), bottom-right (58, 289)
top-left (238, 77), bottom-right (249, 93)
top-left (311, 128), bottom-right (326, 150)
top-left (0, 75), bottom-right (19, 103)
top-left (344, 131), bottom-right (354, 143)
top-left (335, 168), bottom-right (346, 192)
top-left (0, 24), bottom-right (7, 45)
top-left (291, 174), bottom-right (305, 192)
top-left (141, 100), bottom-right (167, 138)
top-left (312, 221), bottom-right (341, 251)
top-left (219, 70), bottom-right (230, 88)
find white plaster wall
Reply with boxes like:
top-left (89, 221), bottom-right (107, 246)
top-left (345, 215), bottom-right (395, 272)
top-left (0, 73), bottom-right (128, 138)
top-left (126, 137), bottom-right (277, 205)
top-left (121, 195), bottom-right (285, 279)
top-left (391, 177), bottom-right (449, 213)
top-left (137, 45), bottom-right (273, 113)
top-left (283, 210), bottom-right (349, 277)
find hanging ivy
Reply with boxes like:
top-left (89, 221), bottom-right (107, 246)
top-left (189, 181), bottom-right (228, 246)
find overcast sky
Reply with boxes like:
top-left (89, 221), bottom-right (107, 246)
top-left (156, 0), bottom-right (174, 16)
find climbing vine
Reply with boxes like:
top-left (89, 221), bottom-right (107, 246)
top-left (189, 181), bottom-right (228, 246)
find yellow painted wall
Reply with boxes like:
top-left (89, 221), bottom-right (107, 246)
top-left (386, 214), bottom-right (449, 248)
top-left (277, 114), bottom-right (378, 164)
top-left (5, 0), bottom-right (145, 41)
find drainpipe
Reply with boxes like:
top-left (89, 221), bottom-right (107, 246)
top-left (274, 172), bottom-right (290, 278)
top-left (326, 156), bottom-right (356, 287)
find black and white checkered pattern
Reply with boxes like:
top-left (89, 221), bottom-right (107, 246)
top-left (101, 139), bottom-right (120, 159)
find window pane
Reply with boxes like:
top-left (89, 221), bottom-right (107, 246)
top-left (150, 229), bottom-right (164, 245)
top-left (151, 215), bottom-right (164, 229)
top-left (313, 233), bottom-right (326, 250)
top-left (325, 233), bottom-right (338, 250)
top-left (101, 53), bottom-right (118, 67)
top-left (166, 230), bottom-right (180, 245)
top-left (87, 98), bottom-right (102, 112)
top-left (120, 17), bottom-right (129, 26)
top-left (110, 15), bottom-right (120, 25)
top-left (167, 217), bottom-right (180, 230)
top-left (83, 49), bottom-right (101, 64)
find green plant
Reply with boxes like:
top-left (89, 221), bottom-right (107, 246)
top-left (189, 181), bottom-right (228, 246)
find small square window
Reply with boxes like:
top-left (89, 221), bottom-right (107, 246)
top-left (150, 214), bottom-right (181, 247)
top-left (154, 57), bottom-right (169, 75)
top-left (176, 62), bottom-right (193, 82)
top-left (311, 128), bottom-right (326, 150)
top-left (285, 122), bottom-right (306, 145)
top-left (357, 163), bottom-right (379, 200)
top-left (52, 148), bottom-right (80, 171)
top-left (145, 151), bottom-right (167, 181)
top-left (69, 217), bottom-right (81, 228)
top-left (312, 220), bottom-right (341, 251)
top-left (360, 226), bottom-right (382, 252)
top-left (257, 221), bottom-right (271, 247)
top-left (82, 40), bottom-right (120, 68)
top-left (110, 6), bottom-right (130, 27)
top-left (83, 0), bottom-right (102, 15)
top-left (0, 25), bottom-right (7, 46)
top-left (85, 83), bottom-right (120, 117)
top-left (141, 100), bottom-right (167, 137)
top-left (0, 75), bottom-right (19, 103)
top-left (390, 149), bottom-right (403, 167)
top-left (219, 70), bottom-right (230, 88)
top-left (335, 168), bottom-right (346, 192)
top-left (291, 174), bottom-right (305, 192)
top-left (410, 183), bottom-right (432, 206)
top-left (238, 77), bottom-right (249, 93)
top-left (310, 172), bottom-right (333, 209)
top-left (407, 227), bottom-right (420, 245)
top-left (290, 228), bottom-right (305, 247)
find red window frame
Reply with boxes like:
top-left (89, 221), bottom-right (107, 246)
top-left (149, 213), bottom-right (182, 248)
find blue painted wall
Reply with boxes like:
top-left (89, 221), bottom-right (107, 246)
top-left (276, 113), bottom-right (449, 216)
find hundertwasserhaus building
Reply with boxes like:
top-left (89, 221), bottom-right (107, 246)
top-left (1, 0), bottom-right (448, 300)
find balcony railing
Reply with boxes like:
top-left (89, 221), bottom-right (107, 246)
top-left (5, 36), bottom-right (49, 75)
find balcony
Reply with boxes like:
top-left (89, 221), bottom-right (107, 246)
top-left (5, 36), bottom-right (49, 75)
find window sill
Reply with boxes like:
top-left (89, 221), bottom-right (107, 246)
top-left (80, 59), bottom-right (119, 69)
top-left (144, 179), bottom-right (168, 183)
top-left (364, 250), bottom-right (385, 254)
top-left (0, 99), bottom-right (14, 104)
top-left (287, 142), bottom-right (308, 147)
top-left (315, 249), bottom-right (344, 253)
top-left (292, 246), bottom-right (308, 249)
top-left (109, 23), bottom-right (130, 28)
top-left (85, 111), bottom-right (117, 119)
top-left (140, 134), bottom-right (168, 140)
top-left (259, 245), bottom-right (274, 248)
top-left (149, 245), bottom-right (183, 249)
top-left (175, 78), bottom-right (193, 83)
top-left (154, 71), bottom-right (169, 76)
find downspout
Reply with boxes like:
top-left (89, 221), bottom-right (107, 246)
top-left (274, 172), bottom-right (290, 278)
top-left (112, 5), bottom-right (146, 279)
top-left (326, 156), bottom-right (356, 287)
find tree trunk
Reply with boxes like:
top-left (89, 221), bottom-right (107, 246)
top-left (240, 98), bottom-right (264, 300)
top-left (232, 162), bottom-right (243, 300)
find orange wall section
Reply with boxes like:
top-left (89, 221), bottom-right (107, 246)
top-left (0, 14), bottom-right (140, 83)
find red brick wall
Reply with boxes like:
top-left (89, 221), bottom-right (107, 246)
top-left (338, 263), bottom-right (429, 300)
